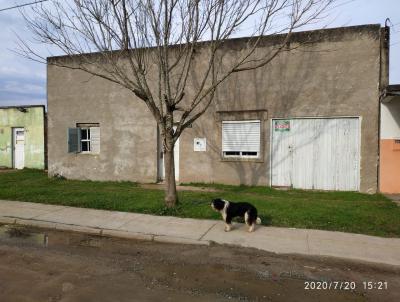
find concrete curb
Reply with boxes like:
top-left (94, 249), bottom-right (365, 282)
top-left (0, 216), bottom-right (210, 247)
top-left (101, 229), bottom-right (154, 242)
top-left (0, 217), bottom-right (16, 225)
top-left (154, 235), bottom-right (210, 246)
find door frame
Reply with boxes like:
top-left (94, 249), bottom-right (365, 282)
top-left (12, 127), bottom-right (25, 169)
top-left (269, 116), bottom-right (362, 188)
top-left (157, 126), bottom-right (180, 182)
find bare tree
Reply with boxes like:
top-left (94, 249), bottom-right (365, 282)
top-left (19, 0), bottom-right (335, 207)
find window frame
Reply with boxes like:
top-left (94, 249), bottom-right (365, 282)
top-left (223, 151), bottom-right (259, 158)
top-left (79, 127), bottom-right (91, 153)
top-left (68, 123), bottom-right (100, 155)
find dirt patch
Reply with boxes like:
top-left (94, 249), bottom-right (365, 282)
top-left (0, 225), bottom-right (399, 301)
top-left (140, 183), bottom-right (222, 192)
top-left (384, 194), bottom-right (400, 206)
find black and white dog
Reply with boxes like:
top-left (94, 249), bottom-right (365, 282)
top-left (211, 198), bottom-right (262, 232)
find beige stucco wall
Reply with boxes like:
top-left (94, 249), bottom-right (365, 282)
top-left (47, 25), bottom-right (385, 192)
top-left (179, 25), bottom-right (384, 193)
top-left (47, 68), bottom-right (158, 182)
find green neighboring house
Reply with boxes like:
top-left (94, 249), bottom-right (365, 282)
top-left (0, 106), bottom-right (46, 169)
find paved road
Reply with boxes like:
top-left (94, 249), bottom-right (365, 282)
top-left (0, 225), bottom-right (399, 302)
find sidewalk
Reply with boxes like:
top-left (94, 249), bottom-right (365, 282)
top-left (1, 200), bottom-right (399, 266)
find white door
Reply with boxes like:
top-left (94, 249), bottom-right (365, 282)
top-left (13, 128), bottom-right (25, 169)
top-left (158, 128), bottom-right (179, 182)
top-left (271, 118), bottom-right (360, 191)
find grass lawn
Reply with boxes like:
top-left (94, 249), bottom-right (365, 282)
top-left (0, 169), bottom-right (399, 237)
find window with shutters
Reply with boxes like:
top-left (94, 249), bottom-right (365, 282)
top-left (80, 128), bottom-right (91, 152)
top-left (68, 123), bottom-right (100, 154)
top-left (222, 120), bottom-right (261, 158)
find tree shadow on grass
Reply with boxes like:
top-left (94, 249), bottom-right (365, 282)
top-left (259, 215), bottom-right (273, 226)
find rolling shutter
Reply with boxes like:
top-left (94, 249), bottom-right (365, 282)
top-left (222, 120), bottom-right (260, 152)
top-left (68, 128), bottom-right (81, 153)
top-left (90, 127), bottom-right (101, 154)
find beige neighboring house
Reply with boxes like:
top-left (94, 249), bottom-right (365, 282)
top-left (47, 24), bottom-right (391, 193)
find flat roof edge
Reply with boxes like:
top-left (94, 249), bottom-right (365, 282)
top-left (0, 105), bottom-right (46, 110)
top-left (387, 84), bottom-right (400, 92)
top-left (382, 85), bottom-right (400, 103)
top-left (47, 23), bottom-right (382, 61)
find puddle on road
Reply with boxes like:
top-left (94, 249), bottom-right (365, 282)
top-left (0, 224), bottom-right (106, 250)
top-left (0, 224), bottom-right (48, 247)
top-left (0, 224), bottom-right (129, 251)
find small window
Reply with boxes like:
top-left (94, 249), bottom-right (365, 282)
top-left (80, 128), bottom-right (91, 152)
top-left (68, 123), bottom-right (100, 154)
top-left (242, 151), bottom-right (258, 156)
top-left (222, 120), bottom-right (261, 158)
top-left (224, 151), bottom-right (240, 156)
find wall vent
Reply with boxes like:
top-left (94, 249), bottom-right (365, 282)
top-left (393, 139), bottom-right (400, 151)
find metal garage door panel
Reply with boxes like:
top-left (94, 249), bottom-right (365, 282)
top-left (271, 120), bottom-right (293, 187)
top-left (271, 118), bottom-right (360, 191)
top-left (313, 119), bottom-right (338, 190)
top-left (334, 118), bottom-right (360, 191)
top-left (313, 118), bottom-right (360, 191)
top-left (291, 119), bottom-right (315, 189)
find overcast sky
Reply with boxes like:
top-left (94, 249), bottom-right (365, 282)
top-left (0, 0), bottom-right (399, 108)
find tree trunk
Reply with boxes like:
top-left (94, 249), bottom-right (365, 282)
top-left (164, 145), bottom-right (178, 207)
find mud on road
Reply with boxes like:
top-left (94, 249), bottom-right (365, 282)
top-left (0, 224), bottom-right (399, 302)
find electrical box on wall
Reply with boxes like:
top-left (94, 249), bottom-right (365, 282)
top-left (194, 138), bottom-right (206, 152)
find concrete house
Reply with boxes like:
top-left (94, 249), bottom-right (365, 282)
top-left (0, 105), bottom-right (46, 169)
top-left (47, 24), bottom-right (392, 193)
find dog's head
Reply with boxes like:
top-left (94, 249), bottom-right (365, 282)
top-left (211, 198), bottom-right (226, 212)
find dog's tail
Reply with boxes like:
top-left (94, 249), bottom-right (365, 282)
top-left (256, 217), bottom-right (262, 225)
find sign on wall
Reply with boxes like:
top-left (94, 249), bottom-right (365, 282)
top-left (194, 138), bottom-right (206, 152)
top-left (274, 120), bottom-right (290, 132)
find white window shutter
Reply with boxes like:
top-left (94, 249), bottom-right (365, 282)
top-left (90, 127), bottom-right (101, 154)
top-left (222, 121), bottom-right (260, 152)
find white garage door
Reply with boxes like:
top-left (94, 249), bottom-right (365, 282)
top-left (271, 118), bottom-right (360, 191)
